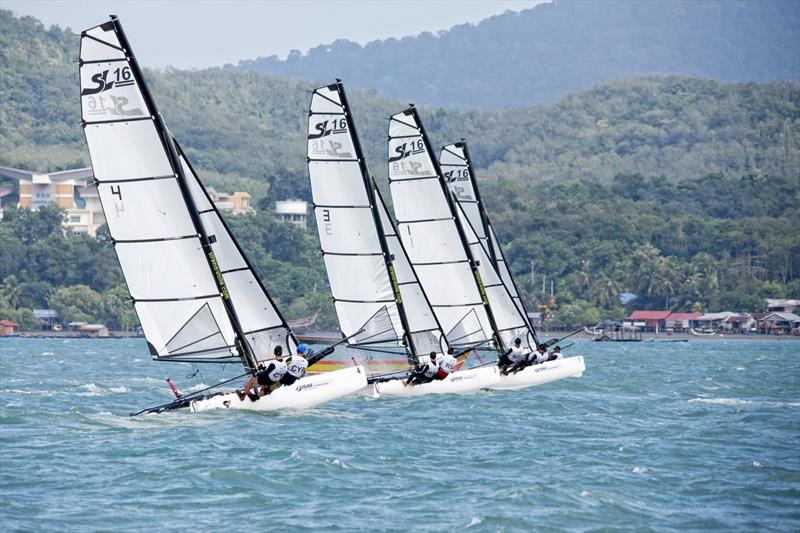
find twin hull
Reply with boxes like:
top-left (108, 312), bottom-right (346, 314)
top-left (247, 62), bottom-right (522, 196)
top-left (189, 366), bottom-right (367, 412)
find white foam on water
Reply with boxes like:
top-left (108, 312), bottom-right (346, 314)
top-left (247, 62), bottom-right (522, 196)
top-left (110, 386), bottom-right (129, 393)
top-left (78, 383), bottom-right (103, 396)
top-left (689, 398), bottom-right (751, 405)
top-left (753, 461), bottom-right (765, 468)
top-left (736, 367), bottom-right (745, 371)
top-left (466, 516), bottom-right (484, 528)
top-left (580, 490), bottom-right (591, 497)
top-left (330, 458), bottom-right (351, 469)
top-left (632, 466), bottom-right (649, 474)
top-left (41, 352), bottom-right (54, 356)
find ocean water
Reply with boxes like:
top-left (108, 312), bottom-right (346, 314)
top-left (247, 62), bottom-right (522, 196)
top-left (1, 338), bottom-right (798, 532)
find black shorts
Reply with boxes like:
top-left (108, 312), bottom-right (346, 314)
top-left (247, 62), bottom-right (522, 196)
top-left (280, 374), bottom-right (298, 386)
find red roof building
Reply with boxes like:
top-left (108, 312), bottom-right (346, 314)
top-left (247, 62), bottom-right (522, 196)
top-left (0, 320), bottom-right (19, 336)
top-left (627, 310), bottom-right (672, 331)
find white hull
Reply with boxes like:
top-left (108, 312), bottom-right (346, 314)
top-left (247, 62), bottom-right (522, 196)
top-left (189, 366), bottom-right (367, 412)
top-left (372, 366), bottom-right (500, 398)
top-left (488, 356), bottom-right (586, 391)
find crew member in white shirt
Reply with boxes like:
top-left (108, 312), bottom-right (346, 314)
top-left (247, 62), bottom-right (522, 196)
top-left (405, 352), bottom-right (439, 386)
top-left (434, 347), bottom-right (458, 380)
top-left (238, 346), bottom-right (288, 401)
top-left (280, 344), bottom-right (310, 386)
top-left (500, 338), bottom-right (527, 375)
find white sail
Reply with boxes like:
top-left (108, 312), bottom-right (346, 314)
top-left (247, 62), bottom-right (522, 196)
top-left (387, 108), bottom-right (493, 348)
top-left (80, 18), bottom-right (292, 368)
top-left (307, 82), bottom-right (447, 358)
top-left (177, 146), bottom-right (297, 364)
top-left (441, 142), bottom-right (538, 349)
top-left (308, 84), bottom-right (403, 345)
top-left (374, 185), bottom-right (447, 355)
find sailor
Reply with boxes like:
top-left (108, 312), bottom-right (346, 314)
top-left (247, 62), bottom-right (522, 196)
top-left (238, 346), bottom-right (288, 401)
top-left (405, 352), bottom-right (439, 386)
top-left (280, 344), bottom-right (310, 386)
top-left (500, 338), bottom-right (526, 374)
top-left (547, 346), bottom-right (563, 361)
top-left (528, 344), bottom-right (548, 365)
top-left (434, 347), bottom-right (458, 380)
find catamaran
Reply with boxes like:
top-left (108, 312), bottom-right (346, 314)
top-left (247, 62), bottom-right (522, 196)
top-left (307, 81), bottom-right (500, 397)
top-left (79, 17), bottom-right (366, 413)
top-left (388, 108), bottom-right (585, 390)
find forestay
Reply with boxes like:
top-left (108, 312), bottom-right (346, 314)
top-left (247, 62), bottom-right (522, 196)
top-left (80, 18), bottom-right (294, 368)
top-left (387, 108), bottom-right (494, 349)
top-left (441, 142), bottom-right (538, 350)
top-left (307, 82), bottom-right (447, 358)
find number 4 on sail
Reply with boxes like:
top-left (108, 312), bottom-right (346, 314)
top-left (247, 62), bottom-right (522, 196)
top-left (79, 17), bottom-right (366, 413)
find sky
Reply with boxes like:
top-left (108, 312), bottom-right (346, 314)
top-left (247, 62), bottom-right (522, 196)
top-left (5, 0), bottom-right (543, 69)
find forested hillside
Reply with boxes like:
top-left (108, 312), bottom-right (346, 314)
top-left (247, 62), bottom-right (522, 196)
top-left (232, 0), bottom-right (800, 108)
top-left (0, 11), bottom-right (798, 330)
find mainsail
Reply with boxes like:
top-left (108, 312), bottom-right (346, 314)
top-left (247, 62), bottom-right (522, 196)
top-left (307, 81), bottom-right (447, 363)
top-left (387, 107), bottom-right (500, 350)
top-left (440, 142), bottom-right (539, 349)
top-left (80, 17), bottom-right (295, 369)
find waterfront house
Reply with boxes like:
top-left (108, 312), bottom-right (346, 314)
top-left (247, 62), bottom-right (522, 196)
top-left (758, 312), bottom-right (800, 335)
top-left (665, 312), bottom-right (702, 332)
top-left (0, 320), bottom-right (19, 336)
top-left (765, 299), bottom-right (799, 313)
top-left (723, 314), bottom-right (755, 334)
top-left (627, 310), bottom-right (671, 332)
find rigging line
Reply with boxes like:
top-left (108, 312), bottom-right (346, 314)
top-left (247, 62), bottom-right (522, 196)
top-left (129, 371), bottom-right (251, 416)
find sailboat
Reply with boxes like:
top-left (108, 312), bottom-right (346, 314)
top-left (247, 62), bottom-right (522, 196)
top-left (388, 109), bottom-right (585, 391)
top-left (307, 81), bottom-right (500, 397)
top-left (79, 17), bottom-right (366, 413)
top-left (439, 140), bottom-right (586, 389)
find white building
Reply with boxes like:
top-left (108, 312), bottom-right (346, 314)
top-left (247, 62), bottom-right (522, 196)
top-left (275, 199), bottom-right (308, 229)
top-left (0, 165), bottom-right (105, 236)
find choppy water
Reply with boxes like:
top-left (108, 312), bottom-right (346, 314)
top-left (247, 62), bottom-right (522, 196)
top-left (1, 338), bottom-right (798, 532)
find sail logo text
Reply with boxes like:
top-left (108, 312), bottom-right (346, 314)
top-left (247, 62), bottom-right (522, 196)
top-left (308, 119), bottom-right (347, 140)
top-left (388, 139), bottom-right (425, 163)
top-left (81, 67), bottom-right (136, 96)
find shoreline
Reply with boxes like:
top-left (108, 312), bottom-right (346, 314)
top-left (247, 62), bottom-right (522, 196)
top-left (4, 331), bottom-right (797, 342)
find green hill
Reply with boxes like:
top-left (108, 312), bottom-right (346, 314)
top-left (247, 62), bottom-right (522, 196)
top-left (0, 11), bottom-right (797, 329)
top-left (232, 0), bottom-right (800, 108)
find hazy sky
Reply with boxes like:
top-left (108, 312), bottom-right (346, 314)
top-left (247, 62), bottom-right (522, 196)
top-left (5, 0), bottom-right (542, 69)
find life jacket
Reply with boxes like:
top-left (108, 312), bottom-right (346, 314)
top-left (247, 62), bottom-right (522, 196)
top-left (438, 353), bottom-right (457, 375)
top-left (423, 360), bottom-right (439, 378)
top-left (508, 345), bottom-right (526, 363)
top-left (265, 359), bottom-right (288, 382)
top-left (286, 355), bottom-right (308, 378)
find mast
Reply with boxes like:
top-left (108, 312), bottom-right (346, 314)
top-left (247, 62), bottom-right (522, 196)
top-left (336, 82), bottom-right (418, 357)
top-left (407, 106), bottom-right (506, 354)
top-left (108, 16), bottom-right (258, 370)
